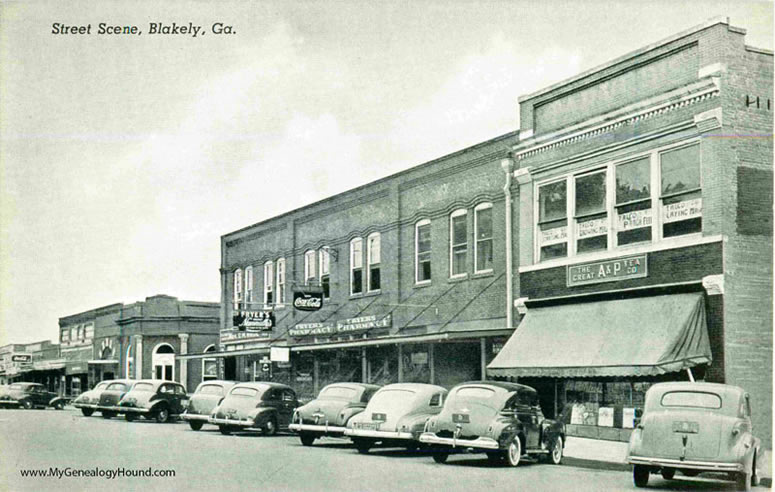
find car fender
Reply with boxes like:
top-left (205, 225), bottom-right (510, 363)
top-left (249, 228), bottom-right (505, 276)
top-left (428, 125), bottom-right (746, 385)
top-left (148, 400), bottom-right (169, 412)
top-left (49, 396), bottom-right (69, 407)
top-left (249, 406), bottom-right (277, 423)
top-left (338, 406), bottom-right (365, 426)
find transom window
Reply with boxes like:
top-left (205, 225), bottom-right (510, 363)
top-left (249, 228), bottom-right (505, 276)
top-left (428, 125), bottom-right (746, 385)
top-left (367, 233), bottom-right (381, 292)
top-left (450, 209), bottom-right (467, 278)
top-left (535, 142), bottom-right (701, 262)
top-left (475, 203), bottom-right (493, 273)
top-left (263, 261), bottom-right (273, 306)
top-left (350, 238), bottom-right (363, 295)
top-left (415, 220), bottom-right (431, 283)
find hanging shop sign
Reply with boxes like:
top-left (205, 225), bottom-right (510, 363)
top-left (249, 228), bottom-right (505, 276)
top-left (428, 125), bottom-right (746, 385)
top-left (567, 254), bottom-right (648, 287)
top-left (220, 329), bottom-right (271, 342)
top-left (289, 322), bottom-right (335, 337)
top-left (336, 314), bottom-right (392, 334)
top-left (233, 310), bottom-right (274, 331)
top-left (270, 346), bottom-right (290, 363)
top-left (11, 354), bottom-right (32, 363)
top-left (293, 291), bottom-right (323, 311)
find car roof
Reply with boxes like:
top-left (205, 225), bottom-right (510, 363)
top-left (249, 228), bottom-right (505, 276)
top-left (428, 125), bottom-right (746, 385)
top-left (198, 380), bottom-right (237, 387)
top-left (132, 379), bottom-right (181, 388)
top-left (13, 382), bottom-right (41, 387)
top-left (232, 382), bottom-right (292, 391)
top-left (455, 380), bottom-right (538, 394)
top-left (321, 382), bottom-right (381, 392)
top-left (102, 379), bottom-right (133, 385)
top-left (377, 383), bottom-right (447, 393)
top-left (648, 382), bottom-right (746, 397)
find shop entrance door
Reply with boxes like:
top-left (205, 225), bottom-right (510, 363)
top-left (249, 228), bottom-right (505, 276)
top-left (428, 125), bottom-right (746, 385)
top-left (224, 357), bottom-right (236, 380)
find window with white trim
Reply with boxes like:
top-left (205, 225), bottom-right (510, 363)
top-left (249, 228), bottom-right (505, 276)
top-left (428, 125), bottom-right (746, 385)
top-left (276, 258), bottom-right (286, 305)
top-left (244, 266), bottom-right (254, 304)
top-left (367, 233), bottom-right (381, 292)
top-left (475, 203), bottom-right (493, 273)
top-left (416, 220), bottom-right (431, 283)
top-left (202, 345), bottom-right (217, 382)
top-left (350, 238), bottom-right (363, 295)
top-left (304, 250), bottom-right (316, 284)
top-left (319, 248), bottom-right (331, 299)
top-left (450, 209), bottom-right (467, 278)
top-left (535, 141), bottom-right (702, 262)
top-left (263, 261), bottom-right (273, 306)
top-left (61, 328), bottom-right (70, 343)
top-left (233, 268), bottom-right (243, 309)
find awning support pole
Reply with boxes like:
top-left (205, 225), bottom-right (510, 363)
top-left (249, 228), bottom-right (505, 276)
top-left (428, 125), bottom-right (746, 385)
top-left (686, 368), bottom-right (695, 382)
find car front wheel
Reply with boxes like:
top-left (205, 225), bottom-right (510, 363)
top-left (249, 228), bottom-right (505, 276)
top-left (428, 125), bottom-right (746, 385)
top-left (125, 413), bottom-right (136, 422)
top-left (189, 421), bottom-right (203, 431)
top-left (300, 433), bottom-right (316, 446)
top-left (432, 450), bottom-right (449, 463)
top-left (505, 436), bottom-right (522, 467)
top-left (81, 408), bottom-right (94, 417)
top-left (353, 438), bottom-right (372, 454)
top-left (261, 417), bottom-right (278, 436)
top-left (21, 400), bottom-right (33, 410)
top-left (155, 407), bottom-right (170, 423)
top-left (219, 425), bottom-right (232, 435)
top-left (53, 401), bottom-right (65, 410)
top-left (633, 465), bottom-right (650, 487)
top-left (661, 468), bottom-right (675, 480)
top-left (549, 436), bottom-right (563, 465)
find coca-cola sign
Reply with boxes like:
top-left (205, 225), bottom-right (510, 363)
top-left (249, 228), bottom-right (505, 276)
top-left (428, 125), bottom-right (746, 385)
top-left (293, 291), bottom-right (323, 311)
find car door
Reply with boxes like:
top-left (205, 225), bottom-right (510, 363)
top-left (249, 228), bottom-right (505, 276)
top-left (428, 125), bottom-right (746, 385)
top-left (33, 386), bottom-right (48, 406)
top-left (173, 384), bottom-right (187, 414)
top-left (278, 389), bottom-right (297, 426)
top-left (516, 391), bottom-right (541, 449)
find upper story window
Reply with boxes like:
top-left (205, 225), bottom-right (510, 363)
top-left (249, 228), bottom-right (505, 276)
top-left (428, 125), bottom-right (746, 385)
top-left (319, 248), bottom-right (331, 299)
top-left (244, 266), bottom-right (254, 304)
top-left (415, 219), bottom-right (432, 283)
top-left (61, 328), bottom-right (70, 343)
top-left (474, 203), bottom-right (493, 273)
top-left (535, 141), bottom-right (702, 263)
top-left (233, 268), bottom-right (243, 309)
top-left (304, 250), bottom-right (316, 284)
top-left (263, 261), bottom-right (273, 306)
top-left (350, 238), bottom-right (363, 295)
top-left (367, 233), bottom-right (381, 292)
top-left (450, 209), bottom-right (467, 278)
top-left (276, 258), bottom-right (286, 305)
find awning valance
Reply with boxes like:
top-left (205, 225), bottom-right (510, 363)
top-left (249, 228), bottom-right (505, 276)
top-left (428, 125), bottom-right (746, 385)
top-left (487, 293), bottom-right (711, 378)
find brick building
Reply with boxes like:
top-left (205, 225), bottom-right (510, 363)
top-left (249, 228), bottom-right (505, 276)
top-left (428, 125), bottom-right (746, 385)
top-left (195, 133), bottom-right (517, 400)
top-left (489, 18), bottom-right (773, 446)
top-left (58, 295), bottom-right (220, 393)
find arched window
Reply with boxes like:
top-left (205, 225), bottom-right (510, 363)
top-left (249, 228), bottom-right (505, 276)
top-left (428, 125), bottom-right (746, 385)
top-left (450, 209), bottom-right (468, 278)
top-left (152, 343), bottom-right (175, 381)
top-left (415, 220), bottom-right (431, 283)
top-left (202, 345), bottom-right (217, 382)
top-left (350, 238), bottom-right (363, 295)
top-left (233, 268), bottom-right (243, 309)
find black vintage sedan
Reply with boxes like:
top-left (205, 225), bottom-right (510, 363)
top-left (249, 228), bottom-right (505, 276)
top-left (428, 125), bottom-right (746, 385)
top-left (181, 380), bottom-right (236, 431)
top-left (209, 382), bottom-right (299, 436)
top-left (117, 380), bottom-right (188, 423)
top-left (289, 382), bottom-right (381, 446)
top-left (0, 382), bottom-right (68, 410)
top-left (420, 381), bottom-right (565, 466)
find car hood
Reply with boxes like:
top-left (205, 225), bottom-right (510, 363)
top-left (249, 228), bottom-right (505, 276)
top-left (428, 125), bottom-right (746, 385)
top-left (187, 394), bottom-right (222, 415)
top-left (214, 396), bottom-right (259, 418)
top-left (297, 399), bottom-right (351, 424)
top-left (433, 400), bottom-right (500, 437)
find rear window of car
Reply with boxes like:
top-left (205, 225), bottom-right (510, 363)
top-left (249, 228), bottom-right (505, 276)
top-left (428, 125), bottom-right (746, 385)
top-left (198, 384), bottom-right (223, 396)
top-left (367, 389), bottom-right (416, 413)
top-left (95, 383), bottom-right (109, 390)
top-left (106, 383), bottom-right (127, 391)
top-left (230, 387), bottom-right (259, 398)
top-left (320, 386), bottom-right (358, 400)
top-left (133, 383), bottom-right (154, 392)
top-left (455, 387), bottom-right (496, 399)
top-left (661, 391), bottom-right (722, 409)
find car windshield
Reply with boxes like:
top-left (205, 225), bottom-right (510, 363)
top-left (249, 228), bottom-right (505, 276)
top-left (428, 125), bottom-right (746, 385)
top-left (367, 389), bottom-right (416, 413)
top-left (95, 383), bottom-right (109, 390)
top-left (320, 386), bottom-right (358, 400)
top-left (106, 383), bottom-right (127, 391)
top-left (132, 383), bottom-right (155, 392)
top-left (230, 387), bottom-right (260, 398)
top-left (198, 384), bottom-right (224, 396)
top-left (8, 384), bottom-right (23, 389)
top-left (661, 391), bottom-right (722, 409)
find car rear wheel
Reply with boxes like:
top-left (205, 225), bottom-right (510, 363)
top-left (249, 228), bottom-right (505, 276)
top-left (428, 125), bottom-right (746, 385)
top-left (549, 436), bottom-right (563, 465)
top-left (53, 401), bottom-right (65, 410)
top-left (432, 450), bottom-right (449, 463)
top-left (155, 407), bottom-right (170, 424)
top-left (125, 413), bottom-right (136, 422)
top-left (21, 400), bottom-right (33, 410)
top-left (219, 425), bottom-right (232, 435)
top-left (681, 469), bottom-right (701, 477)
top-left (81, 408), bottom-right (94, 417)
top-left (262, 417), bottom-right (278, 436)
top-left (101, 411), bottom-right (116, 419)
top-left (353, 438), bottom-right (372, 454)
top-left (633, 465), bottom-right (650, 487)
top-left (505, 436), bottom-right (522, 467)
top-left (661, 468), bottom-right (675, 480)
top-left (188, 421), bottom-right (203, 431)
top-left (300, 433), bottom-right (316, 446)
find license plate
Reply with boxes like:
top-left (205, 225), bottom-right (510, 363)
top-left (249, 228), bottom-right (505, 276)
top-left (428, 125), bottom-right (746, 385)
top-left (372, 413), bottom-right (386, 422)
top-left (452, 413), bottom-right (470, 423)
top-left (672, 421), bottom-right (699, 433)
top-left (360, 422), bottom-right (381, 430)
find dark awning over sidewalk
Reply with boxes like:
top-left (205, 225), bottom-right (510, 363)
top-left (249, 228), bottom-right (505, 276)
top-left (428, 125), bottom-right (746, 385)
top-left (487, 292), bottom-right (711, 378)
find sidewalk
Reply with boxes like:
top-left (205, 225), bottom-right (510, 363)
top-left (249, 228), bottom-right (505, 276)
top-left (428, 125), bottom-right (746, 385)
top-left (563, 436), bottom-right (772, 485)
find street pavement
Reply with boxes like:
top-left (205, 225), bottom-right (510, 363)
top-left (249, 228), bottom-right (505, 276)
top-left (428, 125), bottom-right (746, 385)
top-left (0, 407), bottom-right (762, 492)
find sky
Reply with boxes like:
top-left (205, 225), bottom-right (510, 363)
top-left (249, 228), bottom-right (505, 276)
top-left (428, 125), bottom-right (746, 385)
top-left (0, 0), bottom-right (772, 345)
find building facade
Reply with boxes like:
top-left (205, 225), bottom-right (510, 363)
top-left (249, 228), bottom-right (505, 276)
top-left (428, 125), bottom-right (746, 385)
top-left (489, 19), bottom-right (773, 446)
top-left (59, 295), bottom-right (220, 392)
top-left (206, 133), bottom-right (518, 400)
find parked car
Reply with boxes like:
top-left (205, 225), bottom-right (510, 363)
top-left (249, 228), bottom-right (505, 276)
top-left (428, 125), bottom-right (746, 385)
top-left (93, 380), bottom-right (135, 418)
top-left (289, 382), bottom-right (382, 446)
top-left (0, 382), bottom-right (69, 410)
top-left (419, 381), bottom-right (565, 466)
top-left (181, 380), bottom-right (237, 431)
top-left (73, 380), bottom-right (113, 416)
top-left (209, 382), bottom-right (299, 436)
top-left (116, 379), bottom-right (188, 423)
top-left (627, 382), bottom-right (762, 490)
top-left (344, 383), bottom-right (448, 453)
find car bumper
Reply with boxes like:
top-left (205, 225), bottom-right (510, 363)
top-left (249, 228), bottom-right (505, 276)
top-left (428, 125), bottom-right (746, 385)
top-left (627, 456), bottom-right (745, 472)
top-left (208, 416), bottom-right (255, 427)
top-left (115, 406), bottom-right (151, 414)
top-left (181, 413), bottom-right (210, 422)
top-left (73, 403), bottom-right (98, 409)
top-left (419, 432), bottom-right (499, 450)
top-left (344, 428), bottom-right (414, 440)
top-left (288, 423), bottom-right (347, 434)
